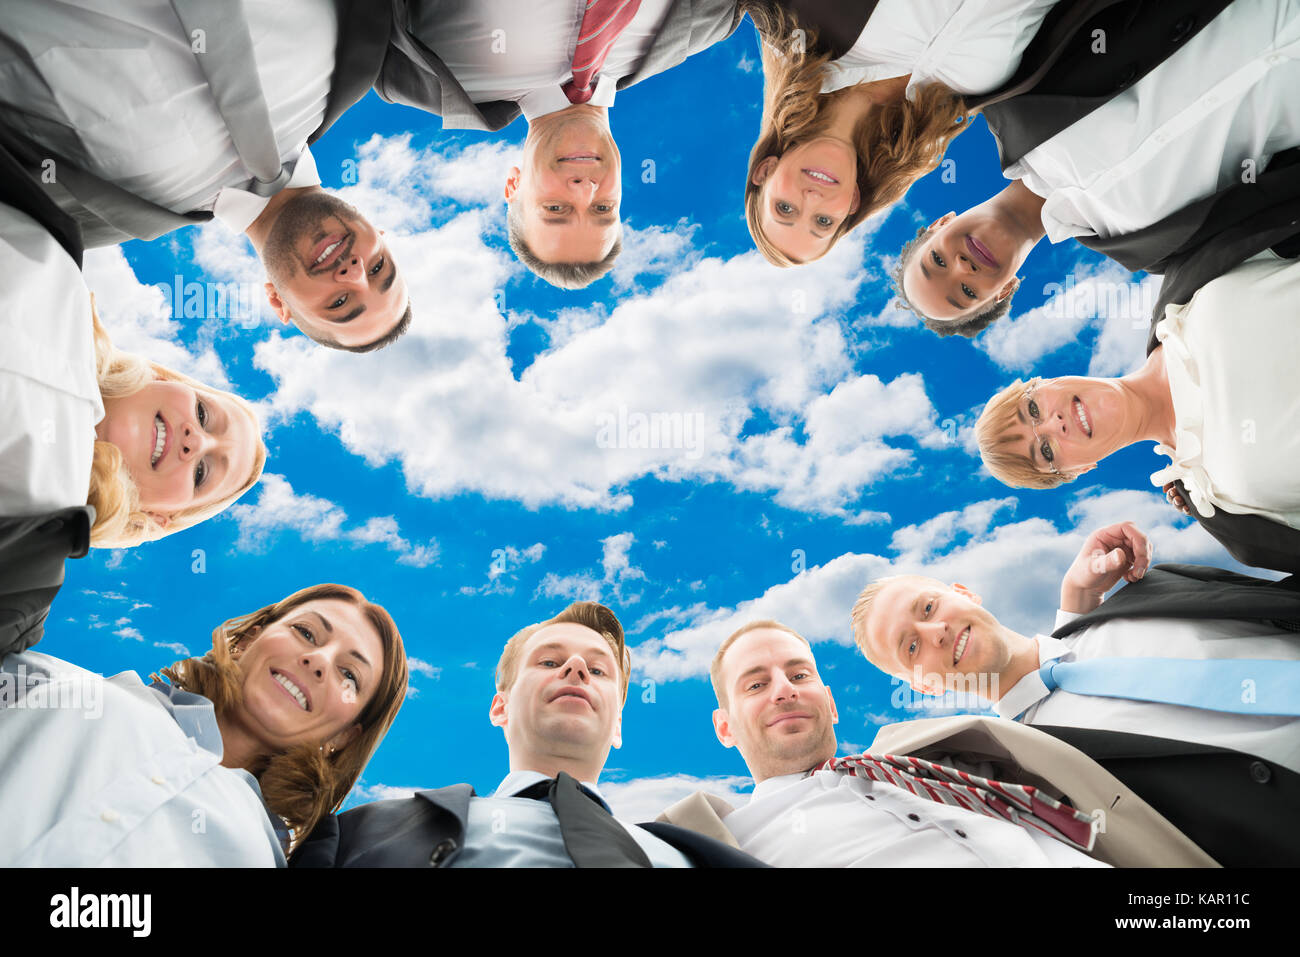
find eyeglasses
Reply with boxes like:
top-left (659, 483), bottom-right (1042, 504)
top-left (1023, 384), bottom-right (1060, 475)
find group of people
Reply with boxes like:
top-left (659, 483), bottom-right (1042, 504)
top-left (1, 0), bottom-right (1298, 867)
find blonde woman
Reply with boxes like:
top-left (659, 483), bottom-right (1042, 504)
top-left (974, 252), bottom-right (1300, 573)
top-left (741, 0), bottom-right (1060, 266)
top-left (0, 583), bottom-right (409, 865)
top-left (0, 202), bottom-right (265, 547)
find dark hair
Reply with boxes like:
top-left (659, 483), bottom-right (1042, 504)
top-left (506, 201), bottom-right (622, 289)
top-left (892, 226), bottom-right (1017, 337)
top-left (300, 301), bottom-right (414, 354)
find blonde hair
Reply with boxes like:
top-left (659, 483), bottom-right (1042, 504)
top-left (975, 377), bottom-right (1081, 490)
top-left (710, 618), bottom-right (809, 709)
top-left (156, 584), bottom-right (409, 856)
top-left (850, 575), bottom-right (951, 676)
top-left (741, 1), bottom-right (970, 266)
top-left (496, 601), bottom-right (632, 703)
top-left (88, 305), bottom-right (266, 547)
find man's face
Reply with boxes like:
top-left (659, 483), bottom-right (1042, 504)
top-left (713, 628), bottom-right (837, 781)
top-left (490, 623), bottom-right (623, 770)
top-left (752, 138), bottom-right (860, 263)
top-left (901, 208), bottom-right (1025, 322)
top-left (261, 192), bottom-right (408, 349)
top-left (505, 105), bottom-right (621, 265)
top-left (96, 377), bottom-right (259, 526)
top-left (861, 578), bottom-right (1016, 694)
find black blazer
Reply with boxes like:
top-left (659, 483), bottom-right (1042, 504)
top-left (0, 507), bottom-right (94, 659)
top-left (1042, 563), bottom-right (1300, 866)
top-left (292, 784), bottom-right (768, 868)
top-left (973, 0), bottom-right (1234, 168)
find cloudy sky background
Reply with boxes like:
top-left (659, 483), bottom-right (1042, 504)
top-left (51, 24), bottom-right (1266, 819)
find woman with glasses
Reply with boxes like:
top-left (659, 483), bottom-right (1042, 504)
top-left (973, 251), bottom-right (1300, 571)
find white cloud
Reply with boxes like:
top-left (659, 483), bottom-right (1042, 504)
top-left (610, 219), bottom-right (702, 290)
top-left (460, 543), bottom-right (547, 596)
top-left (226, 473), bottom-right (439, 567)
top-left (249, 141), bottom-right (948, 520)
top-left (83, 246), bottom-right (231, 387)
top-left (408, 657), bottom-right (442, 680)
top-left (635, 487), bottom-right (1261, 682)
top-left (153, 640), bottom-right (191, 657)
top-left (537, 532), bottom-right (646, 604)
top-left (115, 626), bottom-right (144, 642)
top-left (600, 773), bottom-right (754, 822)
top-left (976, 260), bottom-right (1162, 376)
top-left (736, 52), bottom-right (757, 73)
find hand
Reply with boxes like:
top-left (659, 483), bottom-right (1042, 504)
top-left (1163, 481), bottom-right (1191, 516)
top-left (1059, 521), bottom-right (1153, 614)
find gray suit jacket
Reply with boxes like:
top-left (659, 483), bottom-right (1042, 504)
top-left (377, 0), bottom-right (741, 132)
top-left (0, 507), bottom-right (94, 660)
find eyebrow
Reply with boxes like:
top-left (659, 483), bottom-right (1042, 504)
top-left (309, 611), bottom-right (334, 633)
top-left (733, 657), bottom-right (815, 688)
top-left (534, 641), bottom-right (612, 663)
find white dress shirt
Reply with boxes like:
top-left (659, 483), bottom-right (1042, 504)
top-left (1010, 0), bottom-right (1300, 243)
top-left (0, 0), bottom-right (332, 220)
top-left (723, 767), bottom-right (1107, 867)
top-left (820, 0), bottom-right (1059, 97)
top-left (996, 609), bottom-right (1300, 775)
top-left (416, 0), bottom-right (676, 121)
top-left (0, 204), bottom-right (102, 517)
top-left (0, 649), bottom-right (286, 867)
top-left (452, 769), bottom-right (692, 868)
top-left (1149, 251), bottom-right (1300, 529)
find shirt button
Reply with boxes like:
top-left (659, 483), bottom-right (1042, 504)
top-left (907, 813), bottom-right (921, 822)
top-left (1267, 54), bottom-right (1284, 65)
top-left (151, 775), bottom-right (166, 786)
top-left (101, 810), bottom-right (119, 823)
top-left (1154, 132), bottom-right (1169, 145)
top-left (1249, 761), bottom-right (1272, 784)
top-left (865, 795), bottom-right (875, 801)
top-left (955, 829), bottom-right (968, 839)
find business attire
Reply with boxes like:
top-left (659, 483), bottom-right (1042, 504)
top-left (994, 0), bottom-right (1300, 245)
top-left (0, 0), bottom-right (389, 246)
top-left (1143, 253), bottom-right (1300, 535)
top-left (378, 0), bottom-right (741, 132)
top-left (676, 763), bottom-right (1108, 867)
top-left (993, 563), bottom-right (1300, 865)
top-left (0, 508), bottom-right (93, 659)
top-left (0, 648), bottom-right (286, 867)
top-left (291, 768), bottom-right (766, 867)
top-left (816, 0), bottom-right (1061, 99)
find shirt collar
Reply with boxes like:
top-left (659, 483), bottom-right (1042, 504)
top-left (212, 145), bottom-right (322, 234)
top-left (993, 635), bottom-right (1072, 720)
top-left (494, 769), bottom-right (608, 809)
top-left (749, 771), bottom-right (811, 802)
top-left (518, 74), bottom-right (618, 122)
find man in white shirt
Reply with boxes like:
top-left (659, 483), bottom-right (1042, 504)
top-left (683, 618), bottom-right (1109, 865)
top-left (895, 0), bottom-right (1300, 334)
top-left (0, 0), bottom-right (410, 353)
top-left (292, 601), bottom-right (762, 867)
top-left (380, 0), bottom-right (740, 289)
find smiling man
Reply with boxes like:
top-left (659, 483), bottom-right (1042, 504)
top-left (377, 0), bottom-right (741, 288)
top-left (293, 601), bottom-right (762, 867)
top-left (656, 619), bottom-right (1110, 866)
top-left (848, 523), bottom-right (1300, 865)
top-left (0, 0), bottom-right (412, 353)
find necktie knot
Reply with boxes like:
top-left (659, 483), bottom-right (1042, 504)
top-left (562, 0), bottom-right (644, 105)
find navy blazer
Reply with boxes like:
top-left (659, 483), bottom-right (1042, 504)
top-left (292, 784), bottom-right (767, 868)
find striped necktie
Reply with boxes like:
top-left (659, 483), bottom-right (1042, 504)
top-left (563, 0), bottom-right (644, 105)
top-left (817, 753), bottom-right (1100, 852)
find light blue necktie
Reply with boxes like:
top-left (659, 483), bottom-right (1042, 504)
top-left (1039, 658), bottom-right (1300, 715)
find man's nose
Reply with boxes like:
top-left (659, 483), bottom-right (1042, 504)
top-left (561, 655), bottom-right (591, 682)
top-left (333, 254), bottom-right (366, 285)
top-left (919, 620), bottom-right (949, 649)
top-left (569, 177), bottom-right (598, 200)
top-left (770, 671), bottom-right (798, 701)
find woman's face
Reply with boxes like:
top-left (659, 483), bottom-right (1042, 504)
top-left (233, 598), bottom-right (386, 754)
top-left (96, 377), bottom-right (260, 525)
top-left (1006, 376), bottom-right (1132, 475)
top-left (754, 137), bottom-right (860, 263)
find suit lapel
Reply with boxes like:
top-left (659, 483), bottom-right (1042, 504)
top-left (1052, 565), bottom-right (1300, 641)
top-left (312, 0), bottom-right (396, 143)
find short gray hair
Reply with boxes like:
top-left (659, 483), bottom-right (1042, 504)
top-left (506, 201), bottom-right (622, 290)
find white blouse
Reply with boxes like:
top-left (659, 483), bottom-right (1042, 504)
top-left (1150, 252), bottom-right (1300, 529)
top-left (819, 0), bottom-right (1059, 97)
top-left (0, 203), bottom-right (102, 517)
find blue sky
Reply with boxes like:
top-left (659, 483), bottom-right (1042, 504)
top-left (49, 24), bottom-right (1267, 821)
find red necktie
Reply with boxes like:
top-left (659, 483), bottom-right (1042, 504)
top-left (817, 753), bottom-right (1100, 852)
top-left (563, 0), bottom-right (643, 105)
